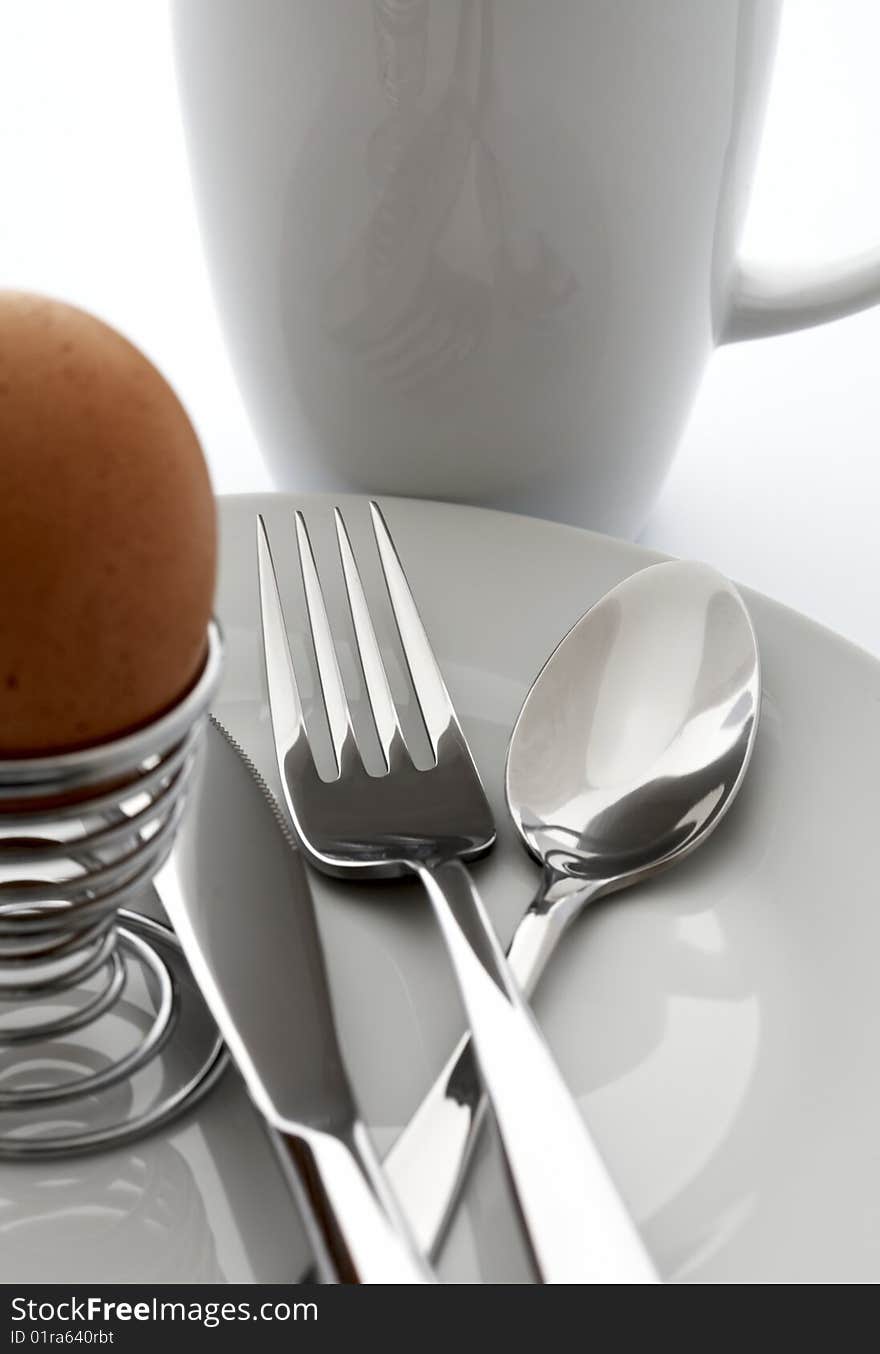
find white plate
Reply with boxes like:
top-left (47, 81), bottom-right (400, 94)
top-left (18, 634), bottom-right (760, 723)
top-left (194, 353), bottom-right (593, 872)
top-left (3, 493), bottom-right (879, 1284)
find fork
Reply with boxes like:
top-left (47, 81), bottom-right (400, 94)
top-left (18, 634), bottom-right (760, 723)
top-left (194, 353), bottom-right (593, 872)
top-left (256, 501), bottom-right (637, 1284)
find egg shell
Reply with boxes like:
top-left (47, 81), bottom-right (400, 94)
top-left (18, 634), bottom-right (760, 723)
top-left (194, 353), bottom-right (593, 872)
top-left (0, 291), bottom-right (217, 756)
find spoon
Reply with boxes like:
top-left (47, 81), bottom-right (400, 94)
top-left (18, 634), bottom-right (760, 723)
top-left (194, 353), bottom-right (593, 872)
top-left (383, 559), bottom-right (761, 1261)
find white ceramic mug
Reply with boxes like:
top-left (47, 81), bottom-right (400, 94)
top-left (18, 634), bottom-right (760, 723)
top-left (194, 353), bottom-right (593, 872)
top-left (173, 0), bottom-right (880, 534)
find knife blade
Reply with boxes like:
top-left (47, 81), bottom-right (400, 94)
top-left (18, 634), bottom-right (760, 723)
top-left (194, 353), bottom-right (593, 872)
top-left (155, 716), bottom-right (433, 1284)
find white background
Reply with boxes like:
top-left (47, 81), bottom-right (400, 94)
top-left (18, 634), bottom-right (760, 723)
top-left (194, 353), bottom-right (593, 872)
top-left (2, 1), bottom-right (878, 652)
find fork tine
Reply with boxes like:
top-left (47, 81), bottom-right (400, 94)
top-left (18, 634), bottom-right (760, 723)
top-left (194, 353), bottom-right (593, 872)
top-left (369, 501), bottom-right (459, 762)
top-left (256, 516), bottom-right (312, 766)
top-left (334, 508), bottom-right (401, 771)
top-left (294, 510), bottom-right (354, 777)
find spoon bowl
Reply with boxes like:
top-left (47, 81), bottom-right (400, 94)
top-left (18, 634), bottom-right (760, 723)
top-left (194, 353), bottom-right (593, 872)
top-left (506, 560), bottom-right (760, 892)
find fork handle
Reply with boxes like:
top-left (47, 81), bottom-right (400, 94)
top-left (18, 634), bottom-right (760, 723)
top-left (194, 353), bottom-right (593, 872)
top-left (271, 1119), bottom-right (435, 1284)
top-left (384, 870), bottom-right (594, 1256)
top-left (415, 860), bottom-right (657, 1285)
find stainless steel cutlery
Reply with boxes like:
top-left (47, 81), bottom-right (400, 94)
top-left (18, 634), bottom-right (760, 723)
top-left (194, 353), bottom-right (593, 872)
top-left (256, 502), bottom-right (658, 1284)
top-left (385, 559), bottom-right (761, 1254)
top-left (159, 500), bottom-right (761, 1286)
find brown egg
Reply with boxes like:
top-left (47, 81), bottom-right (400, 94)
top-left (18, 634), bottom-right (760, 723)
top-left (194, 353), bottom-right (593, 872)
top-left (0, 291), bottom-right (217, 756)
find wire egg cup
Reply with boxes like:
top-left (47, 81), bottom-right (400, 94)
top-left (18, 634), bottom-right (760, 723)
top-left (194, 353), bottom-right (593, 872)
top-left (0, 624), bottom-right (226, 1159)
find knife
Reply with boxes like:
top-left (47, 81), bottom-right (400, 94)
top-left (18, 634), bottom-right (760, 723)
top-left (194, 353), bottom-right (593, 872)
top-left (155, 716), bottom-right (433, 1284)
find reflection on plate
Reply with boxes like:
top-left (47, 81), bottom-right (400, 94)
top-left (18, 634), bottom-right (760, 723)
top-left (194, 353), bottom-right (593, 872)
top-left (0, 1136), bottom-right (224, 1284)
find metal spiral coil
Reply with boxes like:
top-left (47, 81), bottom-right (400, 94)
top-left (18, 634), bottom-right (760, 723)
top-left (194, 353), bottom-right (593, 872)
top-left (0, 624), bottom-right (226, 1159)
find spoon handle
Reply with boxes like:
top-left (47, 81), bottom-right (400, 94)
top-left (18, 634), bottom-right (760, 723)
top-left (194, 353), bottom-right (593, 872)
top-left (403, 862), bottom-right (655, 1282)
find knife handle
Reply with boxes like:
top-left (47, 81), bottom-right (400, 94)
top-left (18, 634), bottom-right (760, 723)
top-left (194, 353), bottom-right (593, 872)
top-left (271, 1120), bottom-right (435, 1284)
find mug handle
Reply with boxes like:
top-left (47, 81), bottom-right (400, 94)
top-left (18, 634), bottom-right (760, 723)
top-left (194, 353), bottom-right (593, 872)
top-left (721, 244), bottom-right (880, 342)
